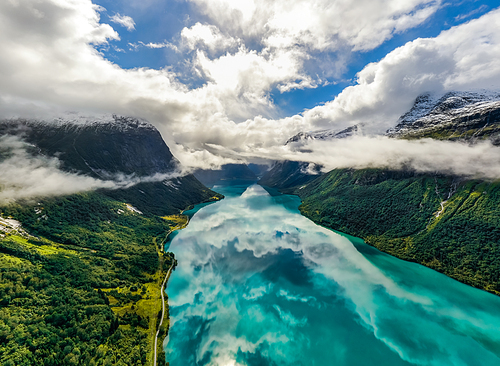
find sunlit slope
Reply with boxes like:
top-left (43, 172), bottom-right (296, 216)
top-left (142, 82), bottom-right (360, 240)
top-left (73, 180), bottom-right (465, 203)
top-left (0, 191), bottom-right (185, 365)
top-left (296, 169), bottom-right (500, 295)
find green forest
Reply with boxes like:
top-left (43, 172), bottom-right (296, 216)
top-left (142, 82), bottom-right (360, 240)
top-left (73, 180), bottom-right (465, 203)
top-left (295, 169), bottom-right (500, 295)
top-left (0, 191), bottom-right (188, 365)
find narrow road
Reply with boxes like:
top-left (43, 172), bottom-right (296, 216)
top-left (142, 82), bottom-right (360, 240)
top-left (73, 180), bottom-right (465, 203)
top-left (153, 263), bottom-right (174, 366)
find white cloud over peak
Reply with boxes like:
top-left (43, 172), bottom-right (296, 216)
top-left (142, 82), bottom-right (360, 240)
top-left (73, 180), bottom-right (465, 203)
top-left (109, 13), bottom-right (136, 31)
top-left (1, 0), bottom-right (500, 179)
top-left (298, 7), bottom-right (500, 133)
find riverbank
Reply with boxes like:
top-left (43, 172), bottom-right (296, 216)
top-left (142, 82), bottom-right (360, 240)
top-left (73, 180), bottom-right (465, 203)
top-left (164, 183), bottom-right (500, 366)
top-left (150, 215), bottom-right (188, 366)
top-left (285, 169), bottom-right (500, 296)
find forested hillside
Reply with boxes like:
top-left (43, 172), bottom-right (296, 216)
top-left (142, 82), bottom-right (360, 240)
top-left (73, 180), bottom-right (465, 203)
top-left (0, 116), bottom-right (222, 365)
top-left (294, 169), bottom-right (500, 295)
top-left (0, 191), bottom-right (220, 365)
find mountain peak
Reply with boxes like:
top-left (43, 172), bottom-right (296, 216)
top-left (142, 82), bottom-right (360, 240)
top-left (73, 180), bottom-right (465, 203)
top-left (285, 124), bottom-right (361, 145)
top-left (387, 90), bottom-right (500, 141)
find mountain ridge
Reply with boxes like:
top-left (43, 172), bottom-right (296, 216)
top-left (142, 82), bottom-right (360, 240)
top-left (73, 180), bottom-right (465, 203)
top-left (260, 90), bottom-right (500, 295)
top-left (0, 115), bottom-right (221, 216)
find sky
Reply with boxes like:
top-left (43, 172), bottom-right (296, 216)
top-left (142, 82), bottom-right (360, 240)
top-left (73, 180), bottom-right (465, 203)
top-left (1, 0), bottom-right (500, 185)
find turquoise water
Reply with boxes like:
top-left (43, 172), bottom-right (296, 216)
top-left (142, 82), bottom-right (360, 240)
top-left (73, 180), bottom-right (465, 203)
top-left (165, 183), bottom-right (500, 366)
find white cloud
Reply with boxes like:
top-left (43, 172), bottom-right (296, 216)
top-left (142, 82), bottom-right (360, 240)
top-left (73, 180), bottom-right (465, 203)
top-left (283, 137), bottom-right (500, 180)
top-left (454, 4), bottom-right (489, 22)
top-left (127, 40), bottom-right (178, 51)
top-left (109, 13), bottom-right (135, 31)
top-left (176, 0), bottom-right (443, 93)
top-left (181, 23), bottom-right (239, 53)
top-left (1, 0), bottom-right (500, 178)
top-left (187, 0), bottom-right (442, 52)
top-left (0, 134), bottom-right (188, 204)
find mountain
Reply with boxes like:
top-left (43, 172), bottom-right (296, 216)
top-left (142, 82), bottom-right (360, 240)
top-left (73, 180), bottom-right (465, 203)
top-left (0, 115), bottom-right (222, 365)
top-left (0, 114), bottom-right (219, 216)
top-left (259, 125), bottom-right (359, 190)
top-left (193, 163), bottom-right (258, 187)
top-left (285, 124), bottom-right (360, 145)
top-left (261, 91), bottom-right (500, 295)
top-left (387, 91), bottom-right (500, 143)
top-left (259, 160), bottom-right (321, 191)
top-left (247, 163), bottom-right (270, 178)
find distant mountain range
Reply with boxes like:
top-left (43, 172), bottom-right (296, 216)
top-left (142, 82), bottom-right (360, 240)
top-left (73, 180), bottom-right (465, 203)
top-left (285, 124), bottom-right (361, 145)
top-left (193, 164), bottom-right (258, 187)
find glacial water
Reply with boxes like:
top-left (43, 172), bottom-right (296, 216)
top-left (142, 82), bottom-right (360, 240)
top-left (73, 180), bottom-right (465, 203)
top-left (165, 183), bottom-right (500, 366)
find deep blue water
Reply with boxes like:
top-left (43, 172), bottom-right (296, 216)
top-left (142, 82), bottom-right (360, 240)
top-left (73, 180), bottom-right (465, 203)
top-left (164, 183), bottom-right (500, 366)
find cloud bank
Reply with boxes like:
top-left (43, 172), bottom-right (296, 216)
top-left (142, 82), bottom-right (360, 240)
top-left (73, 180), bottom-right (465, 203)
top-left (0, 0), bottom-right (500, 178)
top-left (282, 137), bottom-right (500, 180)
top-left (0, 135), bottom-right (186, 204)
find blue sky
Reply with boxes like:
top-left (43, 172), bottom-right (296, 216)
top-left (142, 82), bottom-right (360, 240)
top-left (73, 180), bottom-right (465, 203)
top-left (92, 0), bottom-right (497, 116)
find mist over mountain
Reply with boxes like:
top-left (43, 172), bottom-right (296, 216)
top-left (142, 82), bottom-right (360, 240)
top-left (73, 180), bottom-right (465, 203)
top-left (259, 92), bottom-right (500, 295)
top-left (0, 115), bottom-right (217, 215)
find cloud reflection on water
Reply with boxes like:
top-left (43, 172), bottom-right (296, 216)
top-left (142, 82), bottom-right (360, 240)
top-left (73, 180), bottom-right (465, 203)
top-left (166, 184), bottom-right (500, 366)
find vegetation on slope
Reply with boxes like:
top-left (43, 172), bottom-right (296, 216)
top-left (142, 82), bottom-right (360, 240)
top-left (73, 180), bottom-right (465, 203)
top-left (295, 169), bottom-right (500, 295)
top-left (0, 191), bottom-right (198, 365)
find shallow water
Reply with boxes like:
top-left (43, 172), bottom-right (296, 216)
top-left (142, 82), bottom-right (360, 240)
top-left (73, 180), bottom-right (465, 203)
top-left (165, 183), bottom-right (500, 366)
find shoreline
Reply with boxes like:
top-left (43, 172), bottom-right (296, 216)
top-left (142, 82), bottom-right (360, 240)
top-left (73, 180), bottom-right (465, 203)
top-left (260, 183), bottom-right (500, 297)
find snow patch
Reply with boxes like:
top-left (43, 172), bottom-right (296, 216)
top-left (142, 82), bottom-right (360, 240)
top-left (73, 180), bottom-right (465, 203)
top-left (388, 90), bottom-right (500, 136)
top-left (126, 204), bottom-right (143, 215)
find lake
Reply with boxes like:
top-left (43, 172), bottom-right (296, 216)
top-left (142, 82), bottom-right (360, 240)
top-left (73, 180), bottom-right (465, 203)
top-left (165, 182), bottom-right (500, 366)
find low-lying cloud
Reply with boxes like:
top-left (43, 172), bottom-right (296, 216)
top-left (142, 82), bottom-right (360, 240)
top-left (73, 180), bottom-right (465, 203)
top-left (0, 135), bottom-right (187, 204)
top-left (233, 136), bottom-right (500, 180)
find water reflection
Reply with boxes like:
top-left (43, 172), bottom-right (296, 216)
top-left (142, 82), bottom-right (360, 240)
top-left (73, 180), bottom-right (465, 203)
top-left (166, 184), bottom-right (500, 366)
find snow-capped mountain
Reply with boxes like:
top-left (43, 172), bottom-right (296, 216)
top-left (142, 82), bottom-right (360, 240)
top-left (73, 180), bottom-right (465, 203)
top-left (387, 91), bottom-right (500, 143)
top-left (0, 114), bottom-right (176, 177)
top-left (286, 124), bottom-right (360, 145)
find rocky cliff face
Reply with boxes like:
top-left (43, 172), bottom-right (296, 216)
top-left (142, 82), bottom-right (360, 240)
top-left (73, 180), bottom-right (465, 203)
top-left (0, 114), bottom-right (219, 215)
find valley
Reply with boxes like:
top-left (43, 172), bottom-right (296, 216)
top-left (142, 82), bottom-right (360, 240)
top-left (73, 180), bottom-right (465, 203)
top-left (261, 91), bottom-right (500, 295)
top-left (0, 117), bottom-right (221, 365)
top-left (2, 2), bottom-right (500, 365)
top-left (2, 93), bottom-right (500, 365)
